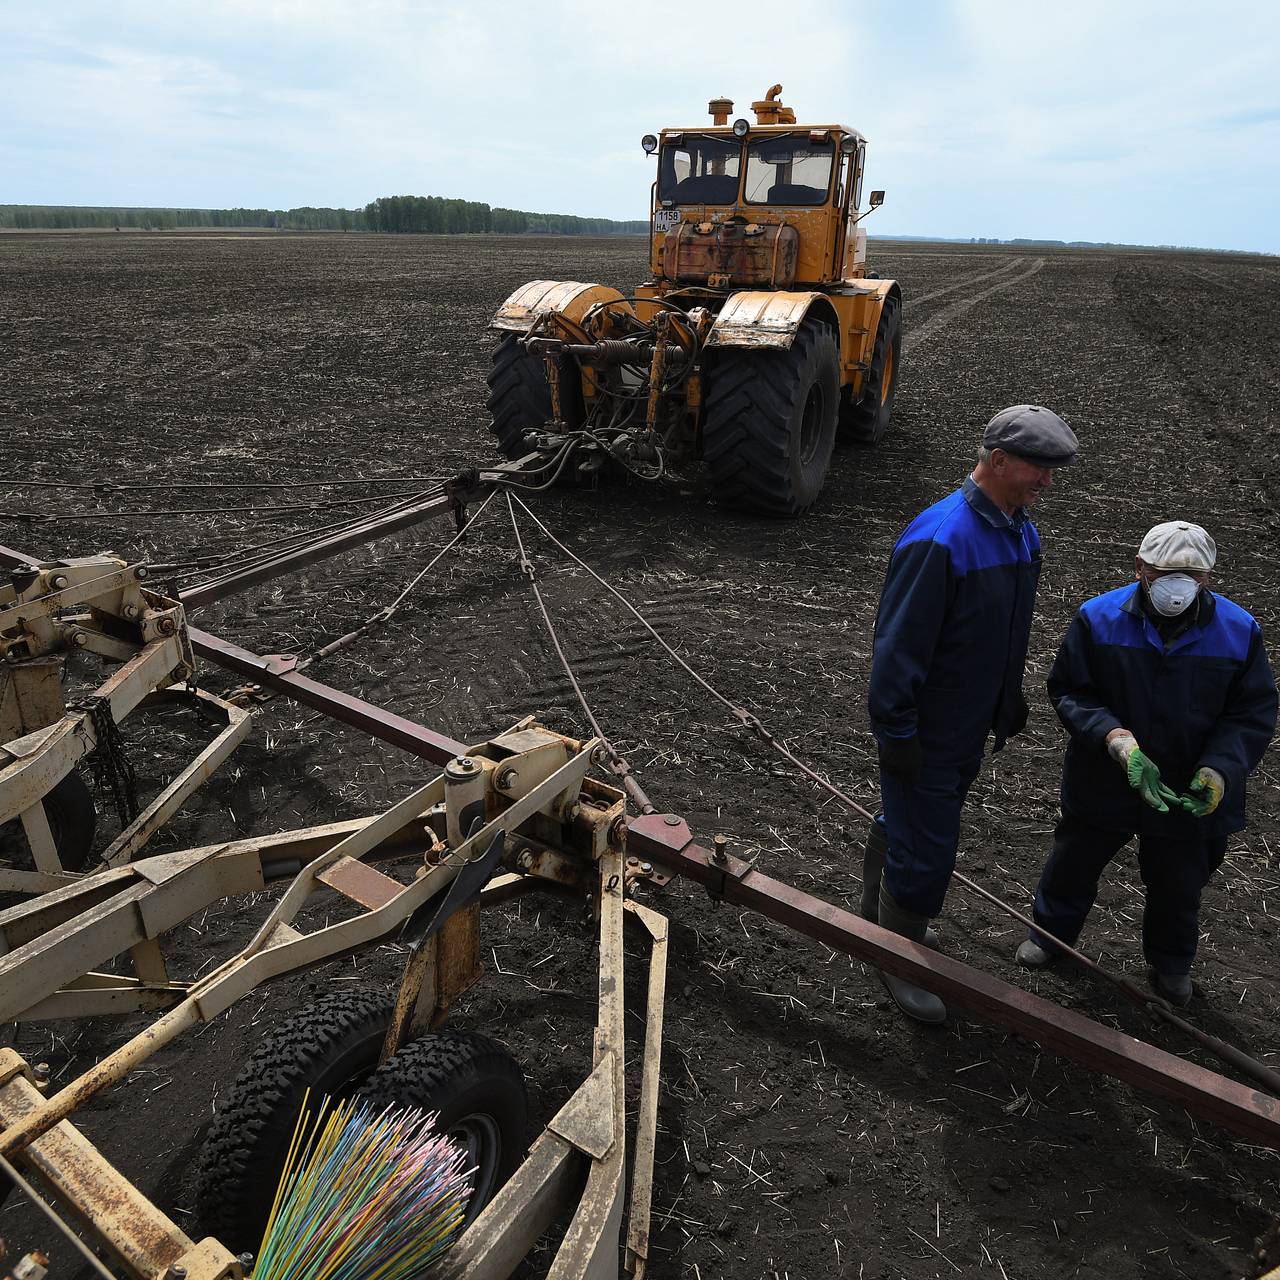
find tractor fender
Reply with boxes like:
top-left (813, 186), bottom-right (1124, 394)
top-left (706, 291), bottom-right (842, 351)
top-left (491, 280), bottom-right (630, 333)
top-left (852, 276), bottom-right (903, 320)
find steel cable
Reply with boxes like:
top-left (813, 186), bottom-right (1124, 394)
top-left (508, 493), bottom-right (1280, 1095)
top-left (506, 493), bottom-right (654, 815)
top-left (10, 490), bottom-right (423, 522)
top-left (4, 475), bottom-right (446, 492)
top-left (294, 489), bottom-right (502, 674)
top-left (170, 483), bottom-right (448, 588)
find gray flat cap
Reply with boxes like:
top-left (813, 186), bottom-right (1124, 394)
top-left (983, 404), bottom-right (1078, 466)
top-left (1138, 520), bottom-right (1217, 572)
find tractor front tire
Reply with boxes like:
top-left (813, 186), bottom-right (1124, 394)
top-left (703, 319), bottom-right (840, 517)
top-left (485, 334), bottom-right (582, 460)
top-left (194, 992), bottom-right (394, 1253)
top-left (359, 1030), bottom-right (527, 1229)
top-left (840, 293), bottom-right (901, 445)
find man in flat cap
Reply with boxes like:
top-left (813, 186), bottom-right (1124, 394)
top-left (1017, 521), bottom-right (1276, 1004)
top-left (864, 404), bottom-right (1078, 1023)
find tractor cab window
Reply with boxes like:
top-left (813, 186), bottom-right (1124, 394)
top-left (658, 135), bottom-right (742, 205)
top-left (744, 135), bottom-right (835, 206)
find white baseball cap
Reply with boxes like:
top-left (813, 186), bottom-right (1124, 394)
top-left (1138, 521), bottom-right (1217, 572)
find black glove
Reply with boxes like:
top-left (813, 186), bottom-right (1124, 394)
top-left (1008, 691), bottom-right (1029, 737)
top-left (877, 734), bottom-right (922, 785)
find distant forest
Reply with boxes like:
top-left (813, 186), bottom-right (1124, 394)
top-left (0, 197), bottom-right (646, 236)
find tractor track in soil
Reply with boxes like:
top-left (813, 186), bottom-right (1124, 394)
top-left (1, 232), bottom-right (1278, 1279)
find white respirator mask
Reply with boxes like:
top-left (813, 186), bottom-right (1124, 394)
top-left (1145, 572), bottom-right (1199, 617)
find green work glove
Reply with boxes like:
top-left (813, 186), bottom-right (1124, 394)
top-left (1125, 748), bottom-right (1181, 813)
top-left (1177, 766), bottom-right (1225, 817)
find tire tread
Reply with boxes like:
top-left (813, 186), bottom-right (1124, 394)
top-left (703, 321), bottom-right (839, 516)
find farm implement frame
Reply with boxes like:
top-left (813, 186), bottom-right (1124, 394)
top-left (1, 482), bottom-right (1278, 1280)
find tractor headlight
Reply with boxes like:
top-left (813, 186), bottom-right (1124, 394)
top-left (641, 134), bottom-right (658, 154)
top-left (732, 117), bottom-right (750, 138)
top-left (839, 135), bottom-right (858, 155)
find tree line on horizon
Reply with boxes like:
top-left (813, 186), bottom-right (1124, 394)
top-left (0, 197), bottom-right (646, 236)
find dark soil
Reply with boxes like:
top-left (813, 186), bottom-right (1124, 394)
top-left (2, 231), bottom-right (1278, 1278)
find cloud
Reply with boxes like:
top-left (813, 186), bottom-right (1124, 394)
top-left (1, 0), bottom-right (1276, 249)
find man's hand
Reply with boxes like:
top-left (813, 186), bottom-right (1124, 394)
top-left (1177, 766), bottom-right (1225, 817)
top-left (878, 734), bottom-right (922, 786)
top-left (1126, 749), bottom-right (1180, 812)
top-left (1107, 729), bottom-right (1179, 812)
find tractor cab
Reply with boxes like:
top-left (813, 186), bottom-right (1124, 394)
top-left (644, 86), bottom-right (878, 289)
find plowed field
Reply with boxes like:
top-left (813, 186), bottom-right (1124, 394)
top-left (2, 231), bottom-right (1278, 1279)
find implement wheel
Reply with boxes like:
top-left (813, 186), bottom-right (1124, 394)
top-left (194, 994), bottom-right (526, 1251)
top-left (0, 769), bottom-right (97, 871)
top-left (840, 293), bottom-right (901, 445)
top-left (485, 334), bottom-right (582, 460)
top-left (194, 992), bottom-right (394, 1252)
top-left (360, 1030), bottom-right (527, 1228)
top-left (703, 318), bottom-right (840, 517)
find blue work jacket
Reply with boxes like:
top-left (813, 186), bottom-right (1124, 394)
top-left (868, 477), bottom-right (1042, 763)
top-left (1049, 584), bottom-right (1277, 837)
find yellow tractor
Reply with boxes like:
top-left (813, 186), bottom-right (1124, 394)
top-left (486, 85), bottom-right (901, 517)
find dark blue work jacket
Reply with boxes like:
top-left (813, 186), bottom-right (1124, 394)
top-left (1049, 584), bottom-right (1277, 837)
top-left (869, 477), bottom-right (1042, 764)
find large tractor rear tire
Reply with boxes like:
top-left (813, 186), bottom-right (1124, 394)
top-left (840, 293), bottom-right (901, 445)
top-left (703, 318), bottom-right (840, 517)
top-left (485, 334), bottom-right (582, 460)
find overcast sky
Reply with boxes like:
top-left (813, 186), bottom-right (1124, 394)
top-left (3, 0), bottom-right (1278, 252)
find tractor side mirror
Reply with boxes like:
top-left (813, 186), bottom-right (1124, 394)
top-left (869, 190), bottom-right (885, 208)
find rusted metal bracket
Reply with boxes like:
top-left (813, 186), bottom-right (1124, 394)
top-left (626, 813), bottom-right (1280, 1150)
top-left (703, 830), bottom-right (758, 903)
top-left (0, 1050), bottom-right (242, 1280)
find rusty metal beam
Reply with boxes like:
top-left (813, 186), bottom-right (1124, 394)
top-left (187, 627), bottom-right (468, 764)
top-left (626, 814), bottom-right (1280, 1150)
top-left (8, 540), bottom-right (1278, 1151)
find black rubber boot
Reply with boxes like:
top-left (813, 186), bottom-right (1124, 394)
top-left (859, 819), bottom-right (889, 921)
top-left (1148, 968), bottom-right (1192, 1007)
top-left (1015, 937), bottom-right (1057, 968)
top-left (861, 819), bottom-right (940, 948)
top-left (876, 884), bottom-right (947, 1025)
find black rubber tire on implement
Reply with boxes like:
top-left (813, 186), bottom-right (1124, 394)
top-left (840, 292), bottom-right (901, 445)
top-left (702, 318), bottom-right (840, 517)
top-left (359, 1030), bottom-right (527, 1229)
top-left (194, 991), bottom-right (394, 1253)
top-left (485, 333), bottom-right (582, 460)
top-left (0, 768), bottom-right (96, 871)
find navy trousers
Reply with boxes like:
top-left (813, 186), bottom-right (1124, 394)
top-left (1030, 811), bottom-right (1228, 976)
top-left (879, 758), bottom-right (983, 918)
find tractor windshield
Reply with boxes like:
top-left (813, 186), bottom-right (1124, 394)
top-left (744, 135), bottom-right (835, 206)
top-left (658, 135), bottom-right (742, 205)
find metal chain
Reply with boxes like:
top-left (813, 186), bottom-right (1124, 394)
top-left (71, 696), bottom-right (140, 829)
